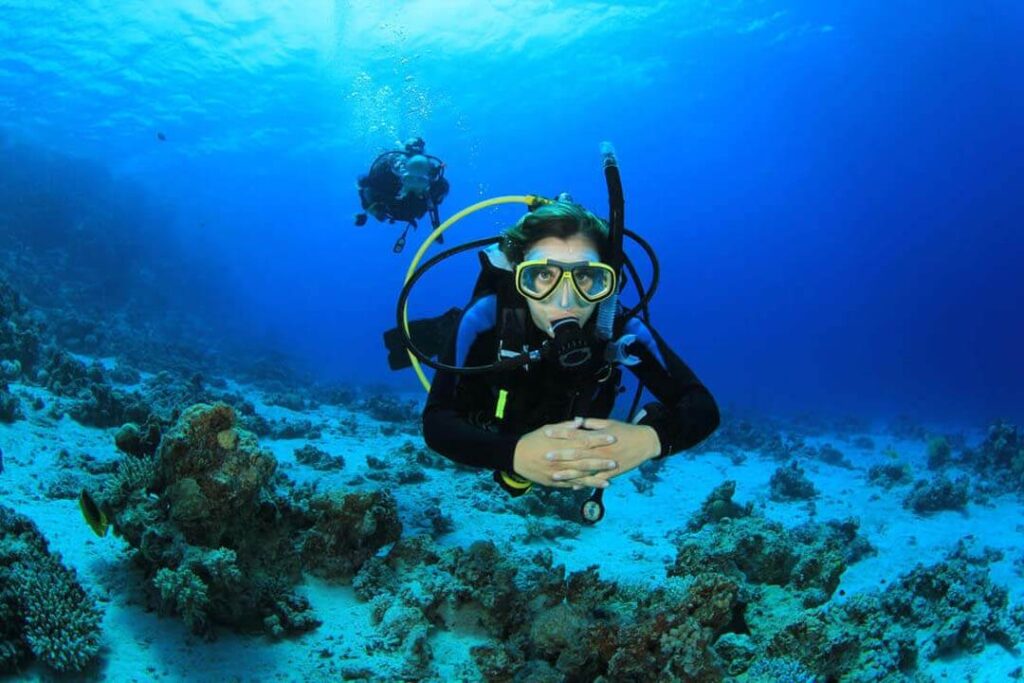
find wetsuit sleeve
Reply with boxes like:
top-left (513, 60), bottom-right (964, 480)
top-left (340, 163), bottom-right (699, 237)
top-left (421, 297), bottom-right (521, 472)
top-left (623, 319), bottom-right (720, 458)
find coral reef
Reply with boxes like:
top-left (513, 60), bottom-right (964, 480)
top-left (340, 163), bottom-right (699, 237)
top-left (813, 443), bottom-right (854, 469)
top-left (43, 472), bottom-right (82, 500)
top-left (294, 444), bottom-right (345, 471)
top-left (420, 503), bottom-right (454, 539)
top-left (343, 510), bottom-right (1024, 682)
top-left (300, 488), bottom-right (402, 581)
top-left (672, 512), bottom-right (870, 608)
top-left (360, 393), bottom-right (421, 424)
top-left (0, 280), bottom-right (45, 377)
top-left (351, 536), bottom-right (740, 681)
top-left (0, 359), bottom-right (19, 380)
top-left (0, 380), bottom-right (21, 423)
top-left (107, 360), bottom-right (141, 385)
top-left (867, 462), bottom-right (913, 489)
top-left (66, 381), bottom-right (151, 429)
top-left (41, 350), bottom-right (98, 397)
top-left (313, 384), bottom-right (357, 407)
top-left (764, 540), bottom-right (1024, 679)
top-left (244, 415), bottom-right (323, 440)
top-left (265, 391), bottom-right (316, 412)
top-left (769, 461), bottom-right (818, 502)
top-left (32, 349), bottom-right (152, 428)
top-left (926, 435), bottom-right (952, 470)
top-left (89, 402), bottom-right (400, 636)
top-left (695, 415), bottom-right (799, 461)
top-left (961, 421), bottom-right (1024, 494)
top-left (902, 475), bottom-right (970, 514)
top-left (744, 657), bottom-right (817, 682)
top-left (114, 418), bottom-right (164, 458)
top-left (362, 453), bottom-right (428, 485)
top-left (0, 505), bottom-right (102, 674)
top-left (687, 480), bottom-right (754, 531)
top-left (342, 523), bottom-right (1019, 681)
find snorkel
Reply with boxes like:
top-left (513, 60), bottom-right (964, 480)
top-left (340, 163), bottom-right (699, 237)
top-left (596, 142), bottom-right (624, 342)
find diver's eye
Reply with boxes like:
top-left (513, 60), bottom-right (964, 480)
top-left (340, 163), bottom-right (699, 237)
top-left (536, 269), bottom-right (556, 282)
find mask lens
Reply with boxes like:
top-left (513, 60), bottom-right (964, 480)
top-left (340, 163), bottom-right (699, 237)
top-left (571, 265), bottom-right (613, 301)
top-left (518, 263), bottom-right (564, 300)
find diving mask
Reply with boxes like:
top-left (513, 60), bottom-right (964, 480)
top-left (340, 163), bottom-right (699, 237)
top-left (515, 259), bottom-right (616, 304)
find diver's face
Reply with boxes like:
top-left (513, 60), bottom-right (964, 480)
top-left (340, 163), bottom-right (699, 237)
top-left (522, 234), bottom-right (601, 338)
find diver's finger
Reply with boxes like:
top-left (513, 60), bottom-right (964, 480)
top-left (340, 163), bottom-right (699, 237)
top-left (580, 432), bottom-right (616, 448)
top-left (543, 428), bottom-right (614, 449)
top-left (571, 477), bottom-right (611, 490)
top-left (573, 457), bottom-right (618, 472)
top-left (546, 447), bottom-right (614, 462)
top-left (576, 417), bottom-right (612, 430)
top-left (550, 460), bottom-right (617, 480)
top-left (543, 422), bottom-right (586, 440)
top-left (550, 471), bottom-right (611, 488)
top-left (544, 448), bottom-right (584, 462)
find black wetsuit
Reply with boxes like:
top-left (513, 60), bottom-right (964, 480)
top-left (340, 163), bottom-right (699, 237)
top-left (358, 152), bottom-right (449, 227)
top-left (422, 293), bottom-right (720, 473)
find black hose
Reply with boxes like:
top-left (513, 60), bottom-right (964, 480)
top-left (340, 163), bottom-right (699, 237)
top-left (395, 236), bottom-right (535, 375)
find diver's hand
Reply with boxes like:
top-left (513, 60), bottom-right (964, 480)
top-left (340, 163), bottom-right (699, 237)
top-left (512, 419), bottom-right (619, 489)
top-left (543, 417), bottom-right (661, 484)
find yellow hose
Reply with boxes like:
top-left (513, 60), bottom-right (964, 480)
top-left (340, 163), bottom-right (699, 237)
top-left (402, 195), bottom-right (544, 392)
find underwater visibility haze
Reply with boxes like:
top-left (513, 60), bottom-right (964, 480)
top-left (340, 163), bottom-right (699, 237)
top-left (0, 1), bottom-right (1023, 681)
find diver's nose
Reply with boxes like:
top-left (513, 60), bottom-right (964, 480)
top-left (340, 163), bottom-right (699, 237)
top-left (557, 280), bottom-right (574, 308)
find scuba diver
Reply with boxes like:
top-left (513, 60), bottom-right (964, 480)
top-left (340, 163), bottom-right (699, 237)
top-left (354, 136), bottom-right (450, 253)
top-left (387, 143), bottom-right (719, 523)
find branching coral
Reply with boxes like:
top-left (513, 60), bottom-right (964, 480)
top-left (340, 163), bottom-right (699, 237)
top-left (0, 505), bottom-right (102, 674)
top-left (154, 566), bottom-right (209, 633)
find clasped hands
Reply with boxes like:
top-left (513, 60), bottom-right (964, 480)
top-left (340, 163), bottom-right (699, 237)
top-left (512, 417), bottom-right (661, 490)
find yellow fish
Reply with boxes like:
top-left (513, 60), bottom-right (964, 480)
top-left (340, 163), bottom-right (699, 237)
top-left (78, 489), bottom-right (109, 538)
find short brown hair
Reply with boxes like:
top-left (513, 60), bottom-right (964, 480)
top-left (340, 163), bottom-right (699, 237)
top-left (499, 201), bottom-right (610, 264)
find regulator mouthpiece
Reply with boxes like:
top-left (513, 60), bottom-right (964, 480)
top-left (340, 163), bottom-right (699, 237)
top-left (546, 318), bottom-right (592, 369)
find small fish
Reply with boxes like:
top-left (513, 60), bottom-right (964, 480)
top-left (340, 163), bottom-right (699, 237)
top-left (156, 131), bottom-right (166, 141)
top-left (78, 489), bottom-right (109, 537)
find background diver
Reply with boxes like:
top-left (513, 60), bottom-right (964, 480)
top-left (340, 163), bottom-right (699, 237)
top-left (354, 136), bottom-right (450, 252)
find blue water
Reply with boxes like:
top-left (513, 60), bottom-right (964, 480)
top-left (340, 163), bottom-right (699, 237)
top-left (3, 2), bottom-right (1024, 680)
top-left (3, 1), bottom-right (1021, 425)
